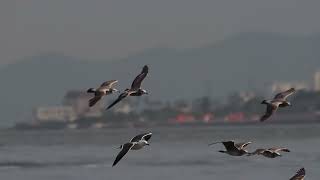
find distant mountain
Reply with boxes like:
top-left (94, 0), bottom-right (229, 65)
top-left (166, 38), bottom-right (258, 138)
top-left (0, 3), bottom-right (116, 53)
top-left (1, 32), bottom-right (320, 127)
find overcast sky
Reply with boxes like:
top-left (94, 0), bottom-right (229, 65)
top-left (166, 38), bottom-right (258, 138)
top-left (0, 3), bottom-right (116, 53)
top-left (3, 0), bottom-right (320, 65)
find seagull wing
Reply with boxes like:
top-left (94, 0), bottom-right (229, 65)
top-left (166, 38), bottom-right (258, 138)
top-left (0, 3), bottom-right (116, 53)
top-left (260, 104), bottom-right (278, 122)
top-left (208, 141), bottom-right (238, 151)
top-left (235, 142), bottom-right (252, 149)
top-left (269, 147), bottom-right (290, 152)
top-left (274, 88), bottom-right (295, 100)
top-left (221, 141), bottom-right (238, 151)
top-left (100, 80), bottom-right (118, 88)
top-left (131, 65), bottom-right (149, 90)
top-left (106, 92), bottom-right (129, 110)
top-left (130, 132), bottom-right (152, 142)
top-left (112, 143), bottom-right (134, 167)
top-left (290, 168), bottom-right (305, 180)
top-left (89, 96), bottom-right (102, 107)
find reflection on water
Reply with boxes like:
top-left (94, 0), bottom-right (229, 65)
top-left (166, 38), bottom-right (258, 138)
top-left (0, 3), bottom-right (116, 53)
top-left (0, 123), bottom-right (319, 180)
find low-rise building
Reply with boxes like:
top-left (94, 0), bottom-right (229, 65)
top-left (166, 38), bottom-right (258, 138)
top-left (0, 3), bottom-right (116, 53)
top-left (239, 91), bottom-right (256, 102)
top-left (34, 106), bottom-right (77, 122)
top-left (63, 90), bottom-right (103, 117)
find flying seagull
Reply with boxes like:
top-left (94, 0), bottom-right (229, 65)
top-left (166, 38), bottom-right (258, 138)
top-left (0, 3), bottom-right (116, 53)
top-left (87, 80), bottom-right (119, 107)
top-left (208, 140), bottom-right (252, 156)
top-left (106, 65), bottom-right (149, 110)
top-left (112, 132), bottom-right (152, 167)
top-left (248, 147), bottom-right (290, 158)
top-left (290, 168), bottom-right (305, 180)
top-left (260, 88), bottom-right (296, 122)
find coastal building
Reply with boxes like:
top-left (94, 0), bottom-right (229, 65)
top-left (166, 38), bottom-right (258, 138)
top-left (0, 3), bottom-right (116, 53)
top-left (239, 91), bottom-right (256, 102)
top-left (63, 90), bottom-right (103, 117)
top-left (224, 112), bottom-right (245, 122)
top-left (33, 90), bottom-right (104, 123)
top-left (34, 106), bottom-right (77, 122)
top-left (113, 103), bottom-right (132, 114)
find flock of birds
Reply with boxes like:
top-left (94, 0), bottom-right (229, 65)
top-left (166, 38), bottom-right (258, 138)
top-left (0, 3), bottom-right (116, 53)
top-left (86, 65), bottom-right (305, 179)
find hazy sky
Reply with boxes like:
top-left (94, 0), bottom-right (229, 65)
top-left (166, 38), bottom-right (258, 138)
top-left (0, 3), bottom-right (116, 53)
top-left (4, 0), bottom-right (320, 65)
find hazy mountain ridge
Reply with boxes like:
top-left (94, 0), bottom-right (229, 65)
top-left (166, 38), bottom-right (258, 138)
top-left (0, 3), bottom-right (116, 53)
top-left (1, 32), bottom-right (320, 127)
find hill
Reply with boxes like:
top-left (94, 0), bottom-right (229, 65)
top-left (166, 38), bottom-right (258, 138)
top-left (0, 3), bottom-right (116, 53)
top-left (1, 32), bottom-right (320, 127)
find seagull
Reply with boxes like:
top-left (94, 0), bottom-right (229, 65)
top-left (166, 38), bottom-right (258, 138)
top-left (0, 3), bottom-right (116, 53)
top-left (106, 65), bottom-right (149, 110)
top-left (248, 147), bottom-right (290, 158)
top-left (260, 88), bottom-right (296, 122)
top-left (112, 132), bottom-right (152, 167)
top-left (208, 140), bottom-right (252, 156)
top-left (87, 80), bottom-right (119, 107)
top-left (290, 168), bottom-right (305, 180)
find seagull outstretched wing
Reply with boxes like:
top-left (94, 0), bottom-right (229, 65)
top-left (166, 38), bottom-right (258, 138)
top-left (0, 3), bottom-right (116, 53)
top-left (100, 80), bottom-right (118, 88)
top-left (106, 92), bottom-right (129, 110)
top-left (112, 143), bottom-right (134, 167)
top-left (235, 142), bottom-right (252, 149)
top-left (290, 168), bottom-right (305, 180)
top-left (89, 96), bottom-right (102, 107)
top-left (274, 88), bottom-right (295, 100)
top-left (131, 65), bottom-right (149, 90)
top-left (260, 104), bottom-right (278, 122)
top-left (130, 133), bottom-right (152, 142)
top-left (269, 147), bottom-right (290, 152)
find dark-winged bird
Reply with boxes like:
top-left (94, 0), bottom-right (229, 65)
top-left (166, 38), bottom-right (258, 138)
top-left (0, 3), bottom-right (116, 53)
top-left (87, 80), bottom-right (119, 107)
top-left (107, 65), bottom-right (149, 110)
top-left (290, 168), bottom-right (305, 180)
top-left (248, 147), bottom-right (290, 158)
top-left (113, 132), bottom-right (152, 167)
top-left (208, 140), bottom-right (252, 156)
top-left (260, 88), bottom-right (296, 122)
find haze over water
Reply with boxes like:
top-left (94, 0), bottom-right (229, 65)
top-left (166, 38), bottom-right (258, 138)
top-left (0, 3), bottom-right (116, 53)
top-left (0, 123), bottom-right (318, 180)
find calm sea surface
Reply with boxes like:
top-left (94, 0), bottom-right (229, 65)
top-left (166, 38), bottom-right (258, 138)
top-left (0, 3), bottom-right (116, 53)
top-left (0, 123), bottom-right (319, 180)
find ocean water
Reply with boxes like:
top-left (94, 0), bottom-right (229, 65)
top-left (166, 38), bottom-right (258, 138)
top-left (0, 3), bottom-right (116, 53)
top-left (0, 123), bottom-right (319, 180)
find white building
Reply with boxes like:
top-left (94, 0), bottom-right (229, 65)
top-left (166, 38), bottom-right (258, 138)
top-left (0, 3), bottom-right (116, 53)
top-left (34, 106), bottom-right (77, 122)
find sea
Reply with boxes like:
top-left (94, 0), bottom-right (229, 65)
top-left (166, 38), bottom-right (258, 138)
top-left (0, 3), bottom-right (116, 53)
top-left (0, 123), bottom-right (319, 180)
